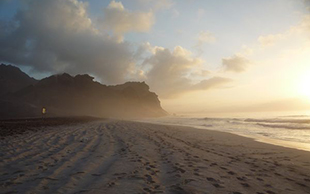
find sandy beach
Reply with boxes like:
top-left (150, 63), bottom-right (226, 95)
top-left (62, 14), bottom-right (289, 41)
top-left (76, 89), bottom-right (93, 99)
top-left (1, 120), bottom-right (310, 194)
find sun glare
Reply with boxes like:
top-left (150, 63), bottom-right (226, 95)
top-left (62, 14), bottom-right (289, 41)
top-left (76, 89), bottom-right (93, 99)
top-left (298, 73), bottom-right (310, 100)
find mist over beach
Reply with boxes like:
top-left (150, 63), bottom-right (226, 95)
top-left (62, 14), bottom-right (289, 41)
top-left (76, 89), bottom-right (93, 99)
top-left (1, 0), bottom-right (310, 193)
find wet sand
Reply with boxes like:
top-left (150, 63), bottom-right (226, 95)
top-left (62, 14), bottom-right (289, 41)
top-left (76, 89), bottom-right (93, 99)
top-left (1, 120), bottom-right (310, 194)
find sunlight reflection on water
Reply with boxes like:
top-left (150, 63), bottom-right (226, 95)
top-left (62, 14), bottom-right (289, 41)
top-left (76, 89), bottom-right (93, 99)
top-left (141, 112), bottom-right (310, 152)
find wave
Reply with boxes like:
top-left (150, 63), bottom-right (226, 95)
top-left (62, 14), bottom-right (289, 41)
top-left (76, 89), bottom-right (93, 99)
top-left (279, 115), bottom-right (310, 118)
top-left (244, 118), bottom-right (310, 124)
top-left (256, 123), bottom-right (310, 130)
top-left (200, 117), bottom-right (223, 121)
top-left (141, 115), bottom-right (310, 150)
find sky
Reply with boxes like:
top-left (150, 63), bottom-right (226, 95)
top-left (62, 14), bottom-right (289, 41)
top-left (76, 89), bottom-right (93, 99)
top-left (0, 0), bottom-right (310, 115)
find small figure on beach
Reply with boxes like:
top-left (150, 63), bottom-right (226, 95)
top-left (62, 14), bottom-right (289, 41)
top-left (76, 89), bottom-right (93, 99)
top-left (42, 107), bottom-right (46, 117)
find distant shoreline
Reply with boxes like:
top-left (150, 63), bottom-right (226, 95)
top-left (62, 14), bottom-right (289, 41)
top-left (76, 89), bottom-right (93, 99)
top-left (137, 117), bottom-right (310, 152)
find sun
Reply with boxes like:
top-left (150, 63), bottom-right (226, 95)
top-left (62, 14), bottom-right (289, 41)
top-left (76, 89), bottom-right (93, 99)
top-left (297, 74), bottom-right (310, 100)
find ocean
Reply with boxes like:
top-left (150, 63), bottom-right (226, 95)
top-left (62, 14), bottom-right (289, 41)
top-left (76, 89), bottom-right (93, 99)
top-left (141, 113), bottom-right (310, 152)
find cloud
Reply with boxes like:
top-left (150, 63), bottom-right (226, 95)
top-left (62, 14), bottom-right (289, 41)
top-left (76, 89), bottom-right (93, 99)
top-left (0, 0), bottom-right (232, 98)
top-left (143, 46), bottom-right (232, 97)
top-left (258, 34), bottom-right (285, 47)
top-left (198, 31), bottom-right (216, 44)
top-left (0, 0), bottom-right (11, 5)
top-left (257, 14), bottom-right (310, 48)
top-left (204, 98), bottom-right (310, 113)
top-left (171, 9), bottom-right (180, 18)
top-left (153, 0), bottom-right (174, 10)
top-left (101, 0), bottom-right (155, 42)
top-left (305, 0), bottom-right (310, 10)
top-left (0, 0), bottom-right (134, 83)
top-left (194, 31), bottom-right (216, 55)
top-left (190, 69), bottom-right (211, 77)
top-left (293, 14), bottom-right (310, 35)
top-left (222, 55), bottom-right (250, 73)
top-left (193, 77), bottom-right (232, 90)
top-left (239, 45), bottom-right (254, 56)
top-left (197, 8), bottom-right (205, 19)
top-left (136, 0), bottom-right (174, 11)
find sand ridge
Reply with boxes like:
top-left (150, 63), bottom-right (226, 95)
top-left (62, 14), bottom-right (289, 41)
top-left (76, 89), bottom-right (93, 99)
top-left (1, 120), bottom-right (310, 194)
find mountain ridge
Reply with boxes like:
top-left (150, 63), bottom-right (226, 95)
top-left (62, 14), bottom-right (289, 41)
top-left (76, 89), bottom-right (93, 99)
top-left (0, 64), bottom-right (37, 96)
top-left (0, 64), bottom-right (167, 119)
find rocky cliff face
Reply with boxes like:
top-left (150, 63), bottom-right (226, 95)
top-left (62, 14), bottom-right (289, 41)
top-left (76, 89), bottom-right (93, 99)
top-left (0, 64), bottom-right (167, 119)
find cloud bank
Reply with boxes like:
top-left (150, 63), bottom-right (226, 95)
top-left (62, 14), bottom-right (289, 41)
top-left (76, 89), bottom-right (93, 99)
top-left (0, 0), bottom-right (135, 83)
top-left (143, 46), bottom-right (232, 97)
top-left (0, 0), bottom-right (231, 98)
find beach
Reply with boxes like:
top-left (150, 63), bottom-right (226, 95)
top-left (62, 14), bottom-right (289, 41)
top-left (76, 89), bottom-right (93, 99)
top-left (1, 119), bottom-right (310, 194)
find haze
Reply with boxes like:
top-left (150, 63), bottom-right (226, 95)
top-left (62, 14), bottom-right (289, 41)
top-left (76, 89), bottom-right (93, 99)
top-left (1, 0), bottom-right (310, 115)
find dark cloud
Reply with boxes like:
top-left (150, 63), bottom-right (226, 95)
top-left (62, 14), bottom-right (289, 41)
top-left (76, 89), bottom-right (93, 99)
top-left (0, 0), bottom-right (134, 83)
top-left (0, 0), bottom-right (11, 5)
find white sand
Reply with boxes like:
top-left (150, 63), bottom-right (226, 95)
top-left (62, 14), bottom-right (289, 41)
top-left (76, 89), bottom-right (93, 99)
top-left (1, 120), bottom-right (310, 194)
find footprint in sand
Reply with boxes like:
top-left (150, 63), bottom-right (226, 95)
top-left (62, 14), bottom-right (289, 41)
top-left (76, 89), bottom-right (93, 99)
top-left (210, 163), bottom-right (217, 167)
top-left (174, 174), bottom-right (181, 178)
top-left (236, 176), bottom-right (247, 181)
top-left (240, 182), bottom-right (250, 188)
top-left (91, 173), bottom-right (102, 177)
top-left (169, 184), bottom-right (184, 193)
top-left (213, 183), bottom-right (224, 188)
top-left (296, 182), bottom-right (307, 187)
top-left (286, 177), bottom-right (294, 181)
top-left (227, 171), bottom-right (236, 175)
top-left (264, 184), bottom-right (273, 188)
top-left (143, 187), bottom-right (152, 192)
top-left (206, 177), bottom-right (216, 182)
top-left (107, 181), bottom-right (115, 187)
top-left (144, 174), bottom-right (155, 184)
top-left (183, 178), bottom-right (195, 184)
top-left (206, 177), bottom-right (225, 188)
top-left (71, 171), bottom-right (85, 176)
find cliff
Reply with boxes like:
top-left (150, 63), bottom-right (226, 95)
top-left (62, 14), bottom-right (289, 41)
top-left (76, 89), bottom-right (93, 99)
top-left (0, 64), bottom-right (167, 119)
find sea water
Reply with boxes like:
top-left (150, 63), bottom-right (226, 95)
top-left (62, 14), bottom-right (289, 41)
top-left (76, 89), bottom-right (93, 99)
top-left (141, 113), bottom-right (310, 152)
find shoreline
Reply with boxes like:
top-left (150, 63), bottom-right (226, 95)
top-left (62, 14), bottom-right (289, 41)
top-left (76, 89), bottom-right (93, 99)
top-left (1, 120), bottom-right (310, 193)
top-left (137, 119), bottom-right (310, 153)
